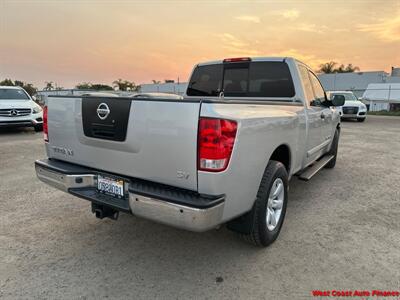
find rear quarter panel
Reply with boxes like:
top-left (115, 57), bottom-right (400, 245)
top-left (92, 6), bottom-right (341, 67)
top-left (199, 102), bottom-right (306, 221)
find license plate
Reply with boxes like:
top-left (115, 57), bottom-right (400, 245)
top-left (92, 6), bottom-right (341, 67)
top-left (97, 175), bottom-right (125, 198)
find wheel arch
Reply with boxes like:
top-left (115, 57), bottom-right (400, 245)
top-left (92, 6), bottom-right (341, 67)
top-left (269, 144), bottom-right (291, 174)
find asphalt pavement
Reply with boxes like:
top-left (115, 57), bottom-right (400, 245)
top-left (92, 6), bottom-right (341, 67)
top-left (1, 116), bottom-right (399, 299)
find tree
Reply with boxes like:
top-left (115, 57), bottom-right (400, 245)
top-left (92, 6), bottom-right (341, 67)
top-left (318, 61), bottom-right (337, 74)
top-left (14, 80), bottom-right (24, 87)
top-left (339, 64), bottom-right (360, 73)
top-left (318, 62), bottom-right (360, 74)
top-left (22, 83), bottom-right (37, 96)
top-left (44, 81), bottom-right (55, 91)
top-left (90, 84), bottom-right (113, 90)
top-left (75, 82), bottom-right (92, 90)
top-left (75, 82), bottom-right (113, 90)
top-left (113, 79), bottom-right (137, 91)
top-left (152, 80), bottom-right (161, 84)
top-left (0, 78), bottom-right (14, 86)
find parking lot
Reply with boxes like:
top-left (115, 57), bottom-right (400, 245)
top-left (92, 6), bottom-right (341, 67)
top-left (0, 116), bottom-right (399, 299)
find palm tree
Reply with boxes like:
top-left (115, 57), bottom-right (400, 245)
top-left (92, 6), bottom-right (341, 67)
top-left (44, 81), bottom-right (55, 91)
top-left (152, 80), bottom-right (161, 84)
top-left (318, 61), bottom-right (337, 74)
top-left (318, 62), bottom-right (360, 74)
top-left (343, 64), bottom-right (360, 73)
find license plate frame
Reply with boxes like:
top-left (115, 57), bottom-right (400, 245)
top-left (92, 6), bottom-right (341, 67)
top-left (97, 174), bottom-right (125, 199)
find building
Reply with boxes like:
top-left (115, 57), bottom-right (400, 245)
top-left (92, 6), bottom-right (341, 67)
top-left (318, 68), bottom-right (400, 111)
top-left (362, 83), bottom-right (400, 111)
top-left (318, 71), bottom-right (390, 98)
top-left (139, 82), bottom-right (188, 95)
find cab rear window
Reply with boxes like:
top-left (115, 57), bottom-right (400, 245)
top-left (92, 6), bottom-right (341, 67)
top-left (187, 61), bottom-right (295, 98)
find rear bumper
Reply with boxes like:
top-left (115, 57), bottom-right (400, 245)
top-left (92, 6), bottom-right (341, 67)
top-left (35, 159), bottom-right (225, 232)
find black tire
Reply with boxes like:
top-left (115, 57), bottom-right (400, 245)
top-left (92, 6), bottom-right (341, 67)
top-left (325, 128), bottom-right (339, 169)
top-left (357, 118), bottom-right (366, 122)
top-left (34, 124), bottom-right (43, 132)
top-left (241, 160), bottom-right (289, 247)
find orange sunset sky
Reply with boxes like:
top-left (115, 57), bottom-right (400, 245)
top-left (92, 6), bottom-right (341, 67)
top-left (1, 0), bottom-right (399, 89)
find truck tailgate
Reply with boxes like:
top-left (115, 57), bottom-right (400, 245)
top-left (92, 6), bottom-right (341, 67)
top-left (46, 97), bottom-right (200, 191)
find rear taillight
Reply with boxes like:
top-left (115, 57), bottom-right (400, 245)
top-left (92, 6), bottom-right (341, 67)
top-left (43, 105), bottom-right (48, 142)
top-left (198, 117), bottom-right (237, 172)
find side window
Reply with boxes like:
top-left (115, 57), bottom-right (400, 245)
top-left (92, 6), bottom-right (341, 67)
top-left (248, 62), bottom-right (295, 97)
top-left (298, 65), bottom-right (314, 105)
top-left (308, 71), bottom-right (326, 106)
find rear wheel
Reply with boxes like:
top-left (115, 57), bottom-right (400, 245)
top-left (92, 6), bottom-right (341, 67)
top-left (325, 128), bottom-right (339, 169)
top-left (240, 160), bottom-right (288, 247)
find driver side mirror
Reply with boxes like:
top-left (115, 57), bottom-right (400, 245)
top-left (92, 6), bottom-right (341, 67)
top-left (331, 94), bottom-right (345, 107)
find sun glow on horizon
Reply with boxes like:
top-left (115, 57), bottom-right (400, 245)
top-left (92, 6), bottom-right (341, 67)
top-left (1, 0), bottom-right (399, 89)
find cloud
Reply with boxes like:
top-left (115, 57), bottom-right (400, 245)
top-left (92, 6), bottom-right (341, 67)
top-left (332, 28), bottom-right (350, 33)
top-left (216, 33), bottom-right (261, 56)
top-left (358, 13), bottom-right (400, 42)
top-left (295, 23), bottom-right (327, 33)
top-left (271, 49), bottom-right (329, 70)
top-left (219, 33), bottom-right (247, 48)
top-left (235, 15), bottom-right (260, 23)
top-left (278, 9), bottom-right (300, 20)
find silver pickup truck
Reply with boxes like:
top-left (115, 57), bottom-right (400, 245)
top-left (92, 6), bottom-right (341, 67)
top-left (35, 57), bottom-right (344, 247)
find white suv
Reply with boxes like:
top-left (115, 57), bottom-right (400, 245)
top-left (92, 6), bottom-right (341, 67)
top-left (328, 91), bottom-right (367, 122)
top-left (0, 86), bottom-right (43, 131)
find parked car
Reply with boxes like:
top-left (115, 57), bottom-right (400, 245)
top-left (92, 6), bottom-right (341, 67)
top-left (0, 86), bottom-right (43, 131)
top-left (35, 57), bottom-right (344, 247)
top-left (327, 91), bottom-right (367, 122)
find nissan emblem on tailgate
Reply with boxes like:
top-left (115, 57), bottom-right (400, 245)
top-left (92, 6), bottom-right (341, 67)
top-left (97, 103), bottom-right (110, 120)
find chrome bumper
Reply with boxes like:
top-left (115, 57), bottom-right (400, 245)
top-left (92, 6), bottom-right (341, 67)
top-left (129, 194), bottom-right (224, 232)
top-left (35, 160), bottom-right (224, 232)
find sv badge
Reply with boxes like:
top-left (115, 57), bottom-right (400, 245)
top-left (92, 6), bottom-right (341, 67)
top-left (177, 171), bottom-right (189, 180)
